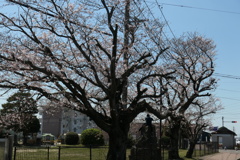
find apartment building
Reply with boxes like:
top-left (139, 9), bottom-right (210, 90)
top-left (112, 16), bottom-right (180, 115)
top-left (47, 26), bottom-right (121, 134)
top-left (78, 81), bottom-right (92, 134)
top-left (40, 108), bottom-right (94, 138)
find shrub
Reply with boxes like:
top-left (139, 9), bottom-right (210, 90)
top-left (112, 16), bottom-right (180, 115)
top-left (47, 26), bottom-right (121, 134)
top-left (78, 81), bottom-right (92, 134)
top-left (0, 130), bottom-right (5, 138)
top-left (161, 136), bottom-right (170, 146)
top-left (65, 132), bottom-right (79, 145)
top-left (127, 134), bottom-right (135, 148)
top-left (80, 128), bottom-right (104, 146)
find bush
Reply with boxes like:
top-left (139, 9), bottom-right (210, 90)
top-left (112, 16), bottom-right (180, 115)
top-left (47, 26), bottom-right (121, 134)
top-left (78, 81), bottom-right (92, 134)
top-left (160, 136), bottom-right (170, 146)
top-left (80, 128), bottom-right (104, 146)
top-left (65, 132), bottom-right (79, 145)
top-left (0, 130), bottom-right (5, 138)
top-left (127, 134), bottom-right (135, 148)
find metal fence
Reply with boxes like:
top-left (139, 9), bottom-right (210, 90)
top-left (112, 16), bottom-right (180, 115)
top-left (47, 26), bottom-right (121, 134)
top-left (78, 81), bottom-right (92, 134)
top-left (12, 142), bottom-right (219, 160)
top-left (193, 142), bottom-right (219, 158)
top-left (13, 146), bottom-right (169, 160)
top-left (13, 146), bottom-right (109, 160)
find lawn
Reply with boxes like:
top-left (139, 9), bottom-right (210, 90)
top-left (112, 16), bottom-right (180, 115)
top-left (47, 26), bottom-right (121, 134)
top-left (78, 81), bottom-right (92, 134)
top-left (162, 149), bottom-right (201, 160)
top-left (0, 142), bottom-right (5, 160)
top-left (0, 147), bottom-right (4, 160)
top-left (14, 146), bottom-right (109, 160)
top-left (13, 146), bottom-right (206, 160)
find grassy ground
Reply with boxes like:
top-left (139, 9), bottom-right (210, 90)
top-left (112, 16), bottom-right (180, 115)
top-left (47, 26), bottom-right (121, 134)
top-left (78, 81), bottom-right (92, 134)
top-left (13, 145), bottom-right (208, 160)
top-left (0, 148), bottom-right (4, 160)
top-left (164, 149), bottom-right (200, 160)
top-left (14, 146), bottom-right (108, 160)
top-left (0, 142), bottom-right (5, 160)
top-left (179, 150), bottom-right (197, 160)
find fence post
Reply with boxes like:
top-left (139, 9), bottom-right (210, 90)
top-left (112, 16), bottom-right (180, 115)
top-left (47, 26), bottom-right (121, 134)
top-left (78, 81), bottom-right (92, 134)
top-left (162, 145), bottom-right (164, 160)
top-left (13, 147), bottom-right (16, 160)
top-left (90, 145), bottom-right (92, 160)
top-left (4, 135), bottom-right (13, 160)
top-left (58, 146), bottom-right (61, 160)
top-left (47, 146), bottom-right (50, 160)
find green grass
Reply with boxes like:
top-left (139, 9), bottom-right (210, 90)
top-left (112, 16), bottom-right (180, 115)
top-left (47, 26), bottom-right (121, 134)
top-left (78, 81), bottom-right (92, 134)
top-left (179, 149), bottom-right (218, 160)
top-left (161, 149), bottom-right (193, 160)
top-left (13, 146), bottom-right (212, 160)
top-left (162, 149), bottom-right (213, 160)
top-left (0, 147), bottom-right (4, 159)
top-left (14, 146), bottom-right (109, 160)
top-left (179, 150), bottom-right (196, 160)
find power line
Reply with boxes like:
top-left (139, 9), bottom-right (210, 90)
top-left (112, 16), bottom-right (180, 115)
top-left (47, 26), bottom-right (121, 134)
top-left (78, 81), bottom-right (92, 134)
top-left (155, 0), bottom-right (176, 39)
top-left (214, 73), bottom-right (240, 80)
top-left (147, 2), bottom-right (240, 82)
top-left (158, 3), bottom-right (240, 15)
top-left (217, 96), bottom-right (240, 102)
top-left (218, 88), bottom-right (240, 93)
top-left (133, 0), bottom-right (172, 47)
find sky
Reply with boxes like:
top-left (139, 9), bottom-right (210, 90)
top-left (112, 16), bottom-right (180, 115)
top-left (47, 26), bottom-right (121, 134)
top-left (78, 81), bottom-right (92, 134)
top-left (0, 0), bottom-right (239, 135)
top-left (149, 0), bottom-right (240, 135)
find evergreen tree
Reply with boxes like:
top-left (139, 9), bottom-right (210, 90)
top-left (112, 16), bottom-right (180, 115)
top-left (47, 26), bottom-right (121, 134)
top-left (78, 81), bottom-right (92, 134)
top-left (0, 91), bottom-right (40, 145)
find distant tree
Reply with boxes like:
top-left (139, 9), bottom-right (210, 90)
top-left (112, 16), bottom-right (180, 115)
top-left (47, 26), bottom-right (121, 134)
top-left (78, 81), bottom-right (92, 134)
top-left (24, 116), bottom-right (40, 138)
top-left (1, 92), bottom-right (38, 115)
top-left (157, 33), bottom-right (218, 159)
top-left (183, 97), bottom-right (222, 158)
top-left (0, 91), bottom-right (39, 144)
top-left (25, 116), bottom-right (40, 135)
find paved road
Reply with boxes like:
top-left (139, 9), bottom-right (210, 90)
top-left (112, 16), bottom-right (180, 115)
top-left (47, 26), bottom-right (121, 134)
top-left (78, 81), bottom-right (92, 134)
top-left (200, 149), bottom-right (240, 160)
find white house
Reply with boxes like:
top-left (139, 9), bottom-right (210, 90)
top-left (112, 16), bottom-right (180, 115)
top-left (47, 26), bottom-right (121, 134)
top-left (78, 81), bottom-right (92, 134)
top-left (211, 126), bottom-right (236, 149)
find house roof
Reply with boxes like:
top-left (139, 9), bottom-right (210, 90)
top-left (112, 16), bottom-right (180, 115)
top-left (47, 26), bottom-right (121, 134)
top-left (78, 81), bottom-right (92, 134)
top-left (211, 126), bottom-right (237, 136)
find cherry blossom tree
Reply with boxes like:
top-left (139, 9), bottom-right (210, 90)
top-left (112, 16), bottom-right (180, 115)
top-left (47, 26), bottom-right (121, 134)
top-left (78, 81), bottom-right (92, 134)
top-left (182, 97), bottom-right (222, 158)
top-left (157, 33), bottom-right (218, 160)
top-left (0, 1), bottom-right (171, 159)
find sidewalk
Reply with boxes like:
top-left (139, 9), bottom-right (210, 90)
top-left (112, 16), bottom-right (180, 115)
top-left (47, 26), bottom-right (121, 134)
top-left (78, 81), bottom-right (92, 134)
top-left (199, 149), bottom-right (240, 160)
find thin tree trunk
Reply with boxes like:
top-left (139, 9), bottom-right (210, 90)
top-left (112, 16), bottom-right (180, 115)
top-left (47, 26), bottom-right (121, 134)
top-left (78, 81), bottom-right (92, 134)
top-left (186, 141), bottom-right (196, 158)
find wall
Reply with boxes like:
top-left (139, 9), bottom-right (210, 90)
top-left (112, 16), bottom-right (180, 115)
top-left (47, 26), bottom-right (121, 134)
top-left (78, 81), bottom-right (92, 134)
top-left (212, 134), bottom-right (235, 149)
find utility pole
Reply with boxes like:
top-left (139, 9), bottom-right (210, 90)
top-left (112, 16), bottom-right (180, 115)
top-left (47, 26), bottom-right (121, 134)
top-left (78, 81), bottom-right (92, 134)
top-left (159, 118), bottom-right (162, 160)
top-left (222, 116), bottom-right (237, 127)
top-left (159, 79), bottom-right (164, 160)
top-left (122, 0), bottom-right (130, 108)
top-left (222, 116), bottom-right (224, 127)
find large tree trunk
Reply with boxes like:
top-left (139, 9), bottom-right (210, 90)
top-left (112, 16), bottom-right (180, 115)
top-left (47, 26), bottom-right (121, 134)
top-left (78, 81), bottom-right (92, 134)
top-left (106, 127), bottom-right (128, 160)
top-left (186, 141), bottom-right (196, 158)
top-left (168, 122), bottom-right (183, 160)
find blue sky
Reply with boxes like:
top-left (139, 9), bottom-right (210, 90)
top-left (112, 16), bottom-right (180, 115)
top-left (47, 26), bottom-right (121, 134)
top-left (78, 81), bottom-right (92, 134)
top-left (151, 0), bottom-right (240, 135)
